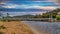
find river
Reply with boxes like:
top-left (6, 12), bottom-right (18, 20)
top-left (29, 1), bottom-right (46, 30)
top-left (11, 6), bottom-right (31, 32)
top-left (22, 21), bottom-right (60, 34)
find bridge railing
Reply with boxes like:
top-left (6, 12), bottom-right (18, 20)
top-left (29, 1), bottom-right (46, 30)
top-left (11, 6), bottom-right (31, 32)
top-left (0, 18), bottom-right (56, 21)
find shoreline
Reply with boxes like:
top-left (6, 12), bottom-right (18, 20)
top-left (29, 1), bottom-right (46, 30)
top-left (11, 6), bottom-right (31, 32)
top-left (0, 21), bottom-right (35, 34)
top-left (22, 21), bottom-right (49, 34)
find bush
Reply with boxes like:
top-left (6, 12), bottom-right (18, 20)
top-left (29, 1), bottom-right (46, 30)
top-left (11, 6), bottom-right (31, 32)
top-left (0, 25), bottom-right (6, 29)
top-left (13, 33), bottom-right (15, 34)
top-left (56, 15), bottom-right (60, 20)
top-left (0, 32), bottom-right (4, 34)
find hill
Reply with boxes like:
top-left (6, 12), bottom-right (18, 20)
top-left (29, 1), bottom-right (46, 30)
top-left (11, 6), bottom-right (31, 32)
top-left (41, 8), bottom-right (60, 18)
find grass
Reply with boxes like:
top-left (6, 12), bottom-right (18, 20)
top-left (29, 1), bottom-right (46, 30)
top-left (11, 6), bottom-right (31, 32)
top-left (56, 15), bottom-right (60, 20)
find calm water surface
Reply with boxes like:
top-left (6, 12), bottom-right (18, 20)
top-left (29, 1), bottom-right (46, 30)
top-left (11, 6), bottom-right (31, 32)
top-left (22, 21), bottom-right (60, 34)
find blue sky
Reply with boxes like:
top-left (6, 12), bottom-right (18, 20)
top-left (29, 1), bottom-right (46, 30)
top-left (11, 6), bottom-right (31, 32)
top-left (0, 0), bottom-right (59, 10)
top-left (0, 0), bottom-right (60, 16)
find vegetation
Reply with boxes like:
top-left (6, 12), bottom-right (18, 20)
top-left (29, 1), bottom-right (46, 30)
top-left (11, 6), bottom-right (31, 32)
top-left (13, 9), bottom-right (60, 18)
top-left (33, 8), bottom-right (60, 18)
top-left (0, 25), bottom-right (6, 29)
top-left (0, 21), bottom-right (35, 34)
top-left (56, 15), bottom-right (60, 20)
top-left (0, 8), bottom-right (60, 21)
top-left (40, 9), bottom-right (58, 18)
top-left (13, 32), bottom-right (15, 34)
top-left (3, 13), bottom-right (10, 22)
top-left (0, 32), bottom-right (4, 34)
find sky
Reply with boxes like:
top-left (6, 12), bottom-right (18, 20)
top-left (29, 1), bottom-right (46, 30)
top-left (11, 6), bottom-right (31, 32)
top-left (0, 0), bottom-right (60, 16)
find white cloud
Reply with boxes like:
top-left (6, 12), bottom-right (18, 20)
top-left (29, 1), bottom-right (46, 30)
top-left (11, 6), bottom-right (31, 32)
top-left (32, 1), bottom-right (53, 2)
top-left (14, 4), bottom-right (56, 10)
top-left (48, 0), bottom-right (60, 5)
top-left (21, 4), bottom-right (57, 10)
top-left (23, 5), bottom-right (56, 10)
top-left (2, 5), bottom-right (16, 8)
top-left (2, 4), bottom-right (28, 8)
top-left (2, 4), bottom-right (57, 10)
top-left (37, 6), bottom-right (56, 10)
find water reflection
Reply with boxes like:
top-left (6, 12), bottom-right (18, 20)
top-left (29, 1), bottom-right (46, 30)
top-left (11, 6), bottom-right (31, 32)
top-left (22, 21), bottom-right (60, 34)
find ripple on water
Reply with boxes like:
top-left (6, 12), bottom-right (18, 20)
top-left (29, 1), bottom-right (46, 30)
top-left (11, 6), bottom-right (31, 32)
top-left (22, 21), bottom-right (60, 34)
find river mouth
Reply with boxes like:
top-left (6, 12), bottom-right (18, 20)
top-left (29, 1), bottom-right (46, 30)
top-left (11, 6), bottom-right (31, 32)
top-left (22, 21), bottom-right (60, 34)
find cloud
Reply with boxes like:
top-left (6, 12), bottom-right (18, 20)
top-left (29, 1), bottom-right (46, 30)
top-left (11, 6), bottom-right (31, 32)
top-left (37, 6), bottom-right (56, 10)
top-left (25, 6), bottom-right (56, 10)
top-left (3, 12), bottom-right (46, 16)
top-left (1, 4), bottom-right (56, 10)
top-left (56, 0), bottom-right (60, 5)
top-left (0, 2), bottom-right (6, 4)
top-left (0, 0), bottom-right (58, 10)
top-left (2, 5), bottom-right (15, 8)
top-left (1, 4), bottom-right (28, 9)
top-left (48, 0), bottom-right (60, 5)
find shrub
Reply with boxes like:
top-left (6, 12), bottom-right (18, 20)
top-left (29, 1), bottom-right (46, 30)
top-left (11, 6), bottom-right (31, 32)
top-left (0, 25), bottom-right (6, 29)
top-left (56, 15), bottom-right (60, 20)
top-left (13, 32), bottom-right (15, 34)
top-left (0, 32), bottom-right (4, 34)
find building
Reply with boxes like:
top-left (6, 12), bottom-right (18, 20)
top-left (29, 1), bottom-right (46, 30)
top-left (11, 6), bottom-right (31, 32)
top-left (57, 12), bottom-right (60, 15)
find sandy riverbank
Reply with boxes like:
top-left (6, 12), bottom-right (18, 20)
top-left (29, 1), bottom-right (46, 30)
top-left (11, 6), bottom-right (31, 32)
top-left (0, 21), bottom-right (51, 34)
top-left (0, 21), bottom-right (35, 34)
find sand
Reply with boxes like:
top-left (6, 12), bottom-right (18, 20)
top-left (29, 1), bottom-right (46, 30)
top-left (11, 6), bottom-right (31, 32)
top-left (0, 21), bottom-right (34, 34)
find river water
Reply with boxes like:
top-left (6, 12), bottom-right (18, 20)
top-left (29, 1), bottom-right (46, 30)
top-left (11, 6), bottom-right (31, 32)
top-left (22, 21), bottom-right (60, 34)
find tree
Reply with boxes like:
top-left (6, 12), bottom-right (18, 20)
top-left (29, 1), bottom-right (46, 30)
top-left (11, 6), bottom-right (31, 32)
top-left (34, 14), bottom-right (42, 18)
top-left (0, 12), bottom-right (3, 18)
top-left (41, 8), bottom-right (60, 18)
top-left (51, 8), bottom-right (60, 18)
top-left (6, 13), bottom-right (10, 22)
top-left (6, 13), bottom-right (10, 17)
top-left (41, 13), bottom-right (49, 18)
